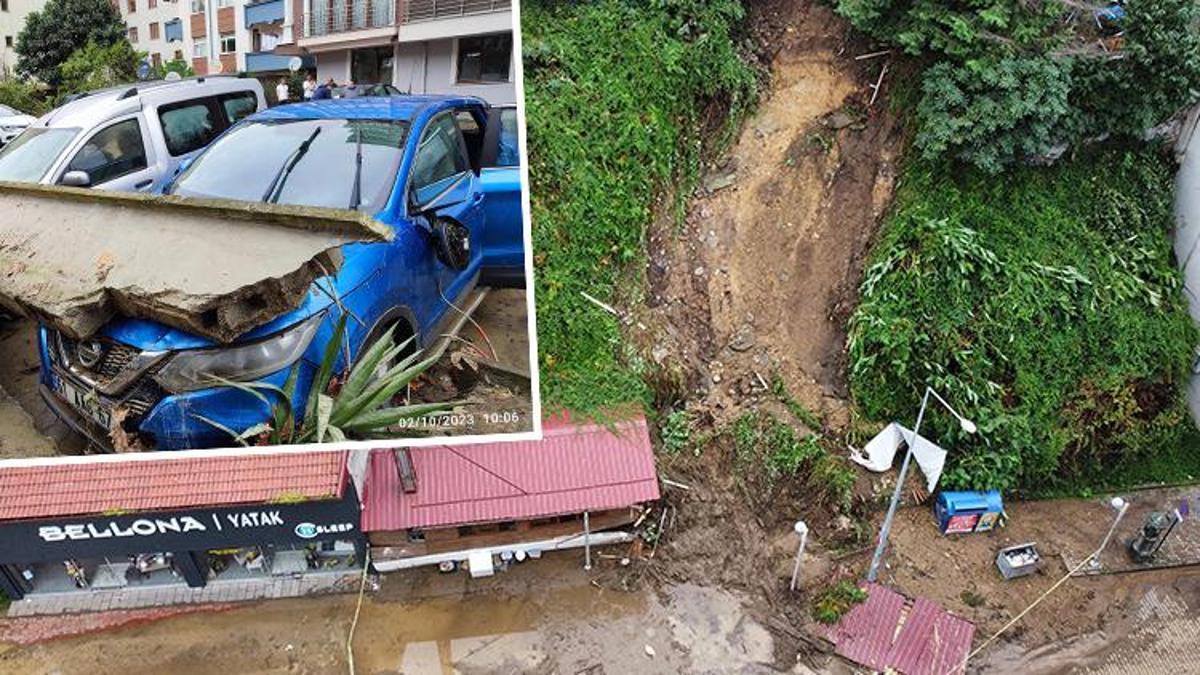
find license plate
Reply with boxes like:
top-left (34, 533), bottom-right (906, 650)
top-left (56, 378), bottom-right (112, 430)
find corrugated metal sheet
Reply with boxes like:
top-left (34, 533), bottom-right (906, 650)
top-left (0, 452), bottom-right (348, 521)
top-left (827, 586), bottom-right (975, 675)
top-left (828, 583), bottom-right (906, 671)
top-left (361, 417), bottom-right (660, 531)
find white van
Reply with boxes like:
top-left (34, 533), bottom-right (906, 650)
top-left (0, 76), bottom-right (266, 193)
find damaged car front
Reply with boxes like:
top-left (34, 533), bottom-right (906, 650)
top-left (36, 97), bottom-right (504, 450)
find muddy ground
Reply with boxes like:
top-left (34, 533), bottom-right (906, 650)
top-left (0, 288), bottom-right (534, 459)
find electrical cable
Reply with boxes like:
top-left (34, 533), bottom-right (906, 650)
top-left (346, 548), bottom-right (371, 675)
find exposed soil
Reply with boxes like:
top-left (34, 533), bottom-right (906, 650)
top-left (642, 0), bottom-right (903, 433)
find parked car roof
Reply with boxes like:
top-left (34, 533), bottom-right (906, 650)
top-left (36, 76), bottom-right (262, 129)
top-left (253, 95), bottom-right (488, 123)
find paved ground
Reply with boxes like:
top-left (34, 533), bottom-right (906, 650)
top-left (6, 569), bottom-right (363, 617)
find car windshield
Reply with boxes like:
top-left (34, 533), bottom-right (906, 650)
top-left (0, 128), bottom-right (79, 183)
top-left (171, 118), bottom-right (409, 210)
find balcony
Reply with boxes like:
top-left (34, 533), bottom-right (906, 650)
top-left (304, 0), bottom-right (395, 38)
top-left (245, 0), bottom-right (284, 27)
top-left (244, 51), bottom-right (315, 73)
top-left (401, 0), bottom-right (510, 24)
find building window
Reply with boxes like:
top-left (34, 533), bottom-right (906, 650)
top-left (128, 27), bottom-right (139, 43)
top-left (193, 40), bottom-right (208, 58)
top-left (1, 0), bottom-right (8, 12)
top-left (219, 32), bottom-right (235, 54)
top-left (127, 0), bottom-right (136, 12)
top-left (149, 0), bottom-right (156, 7)
top-left (151, 53), bottom-right (162, 68)
top-left (165, 18), bottom-right (183, 42)
top-left (174, 49), bottom-right (183, 60)
top-left (4, 36), bottom-right (11, 48)
top-left (456, 33), bottom-right (511, 84)
top-left (217, 0), bottom-right (233, 6)
top-left (149, 23), bottom-right (160, 40)
top-left (191, 0), bottom-right (204, 13)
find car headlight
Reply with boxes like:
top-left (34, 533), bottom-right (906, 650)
top-left (153, 314), bottom-right (323, 392)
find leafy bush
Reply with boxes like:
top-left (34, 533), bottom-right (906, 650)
top-left (847, 147), bottom-right (1196, 491)
top-left (834, 0), bottom-right (1200, 172)
top-left (661, 409), bottom-right (693, 454)
top-left (0, 79), bottom-right (50, 116)
top-left (57, 40), bottom-right (141, 101)
top-left (729, 410), bottom-right (855, 509)
top-left (813, 581), bottom-right (868, 624)
top-left (522, 0), bottom-right (757, 414)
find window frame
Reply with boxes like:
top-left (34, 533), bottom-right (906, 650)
top-left (219, 32), bottom-right (236, 54)
top-left (62, 117), bottom-right (150, 186)
top-left (406, 110), bottom-right (472, 213)
top-left (156, 96), bottom-right (224, 158)
top-left (454, 33), bottom-right (512, 85)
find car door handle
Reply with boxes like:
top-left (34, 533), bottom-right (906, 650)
top-left (135, 179), bottom-right (153, 190)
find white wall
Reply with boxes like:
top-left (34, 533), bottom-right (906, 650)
top-left (1173, 104), bottom-right (1200, 425)
top-left (315, 48), bottom-right (349, 82)
top-left (392, 35), bottom-right (514, 105)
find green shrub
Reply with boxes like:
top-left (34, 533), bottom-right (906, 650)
top-left (813, 581), bottom-right (868, 624)
top-left (847, 147), bottom-right (1196, 491)
top-left (522, 0), bottom-right (757, 414)
top-left (0, 79), bottom-right (50, 116)
top-left (661, 409), bottom-right (693, 454)
top-left (833, 0), bottom-right (1200, 172)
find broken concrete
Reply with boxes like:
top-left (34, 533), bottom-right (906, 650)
top-left (0, 182), bottom-right (393, 343)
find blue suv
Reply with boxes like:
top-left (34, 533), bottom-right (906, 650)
top-left (38, 96), bottom-right (525, 450)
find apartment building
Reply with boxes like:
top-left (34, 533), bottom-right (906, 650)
top-left (300, 0), bottom-right (516, 104)
top-left (0, 0), bottom-right (47, 78)
top-left (119, 0), bottom-right (312, 79)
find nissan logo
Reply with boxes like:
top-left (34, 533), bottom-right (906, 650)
top-left (76, 340), bottom-right (105, 368)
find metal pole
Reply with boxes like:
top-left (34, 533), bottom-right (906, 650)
top-left (790, 521), bottom-right (809, 591)
top-left (866, 388), bottom-right (932, 583)
top-left (583, 511), bottom-right (592, 571)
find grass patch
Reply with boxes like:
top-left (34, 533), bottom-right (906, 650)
top-left (661, 408), bottom-right (693, 455)
top-left (848, 146), bottom-right (1197, 493)
top-left (728, 410), bottom-right (855, 511)
top-left (813, 581), bottom-right (868, 624)
top-left (522, 0), bottom-right (757, 415)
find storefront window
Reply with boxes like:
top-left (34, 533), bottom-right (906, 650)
top-left (351, 46), bottom-right (394, 86)
top-left (456, 33), bottom-right (512, 84)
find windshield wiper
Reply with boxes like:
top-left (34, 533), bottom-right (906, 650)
top-left (261, 126), bottom-right (322, 204)
top-left (348, 125), bottom-right (364, 211)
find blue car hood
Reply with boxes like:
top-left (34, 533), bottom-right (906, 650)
top-left (101, 241), bottom-right (387, 351)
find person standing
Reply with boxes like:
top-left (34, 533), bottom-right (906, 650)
top-left (303, 73), bottom-right (316, 100)
top-left (275, 78), bottom-right (290, 106)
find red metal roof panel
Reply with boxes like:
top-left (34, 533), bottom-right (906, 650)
top-left (361, 417), bottom-right (660, 531)
top-left (0, 452), bottom-right (349, 521)
top-left (828, 583), bottom-right (905, 671)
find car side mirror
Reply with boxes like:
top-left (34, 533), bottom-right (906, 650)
top-left (431, 218), bottom-right (471, 271)
top-left (59, 170), bottom-right (91, 187)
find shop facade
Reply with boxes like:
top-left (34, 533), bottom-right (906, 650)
top-left (0, 453), bottom-right (363, 601)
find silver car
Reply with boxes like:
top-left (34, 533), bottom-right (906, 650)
top-left (0, 104), bottom-right (36, 146)
top-left (0, 76), bottom-right (266, 193)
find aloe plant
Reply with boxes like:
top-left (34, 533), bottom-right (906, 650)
top-left (195, 313), bottom-right (456, 445)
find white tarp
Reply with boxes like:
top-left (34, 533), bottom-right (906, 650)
top-left (849, 422), bottom-right (947, 492)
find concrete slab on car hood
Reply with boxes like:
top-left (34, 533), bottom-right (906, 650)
top-left (0, 182), bottom-right (393, 343)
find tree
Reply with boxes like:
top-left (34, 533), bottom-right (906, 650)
top-left (834, 0), bottom-right (1200, 172)
top-left (154, 58), bottom-right (196, 80)
top-left (15, 0), bottom-right (126, 86)
top-left (57, 41), bottom-right (141, 99)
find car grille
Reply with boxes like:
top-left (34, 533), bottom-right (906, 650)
top-left (59, 336), bottom-right (141, 384)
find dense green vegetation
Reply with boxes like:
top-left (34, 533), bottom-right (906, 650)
top-left (730, 410), bottom-right (856, 511)
top-left (834, 0), bottom-right (1200, 172)
top-left (522, 0), bottom-right (757, 414)
top-left (813, 581), bottom-right (868, 624)
top-left (848, 147), bottom-right (1197, 492)
top-left (16, 0), bottom-right (127, 87)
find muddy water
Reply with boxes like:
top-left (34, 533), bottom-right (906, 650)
top-left (2, 555), bottom-right (782, 675)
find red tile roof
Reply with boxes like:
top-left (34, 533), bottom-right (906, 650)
top-left (0, 452), bottom-right (349, 521)
top-left (361, 417), bottom-right (660, 531)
